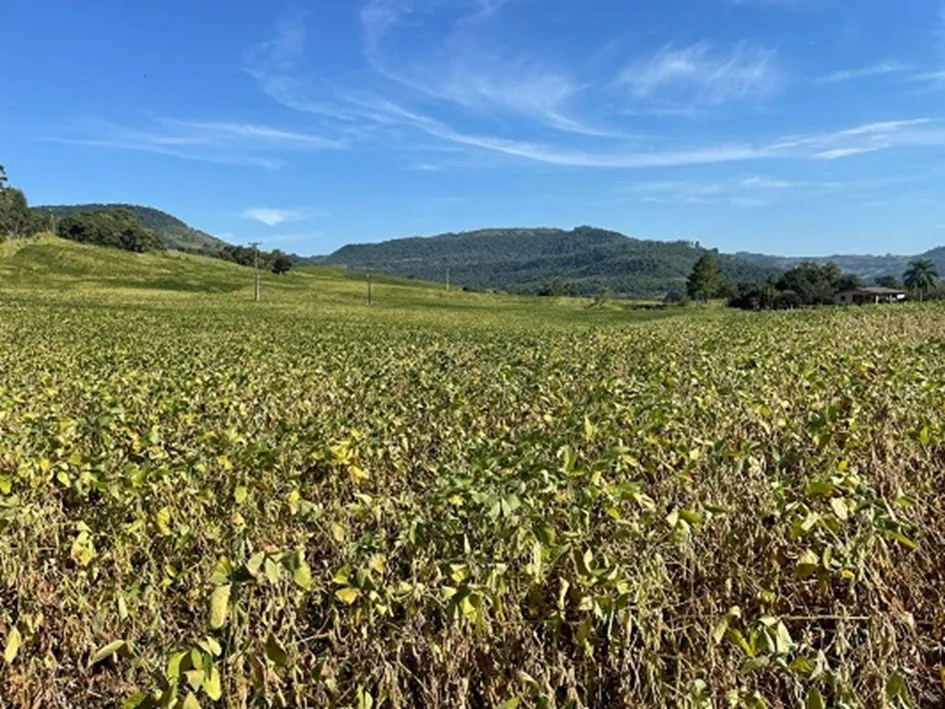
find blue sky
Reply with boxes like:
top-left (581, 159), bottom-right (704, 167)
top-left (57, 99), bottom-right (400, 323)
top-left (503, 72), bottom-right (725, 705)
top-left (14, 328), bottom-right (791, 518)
top-left (2, 0), bottom-right (945, 256)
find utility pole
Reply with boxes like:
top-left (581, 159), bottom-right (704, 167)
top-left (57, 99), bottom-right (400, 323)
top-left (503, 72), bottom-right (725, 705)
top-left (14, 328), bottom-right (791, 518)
top-left (249, 242), bottom-right (261, 302)
top-left (367, 272), bottom-right (372, 305)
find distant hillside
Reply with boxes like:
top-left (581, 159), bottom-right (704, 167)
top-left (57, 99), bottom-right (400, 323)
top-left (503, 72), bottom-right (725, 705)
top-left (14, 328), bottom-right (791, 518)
top-left (738, 248), bottom-right (945, 282)
top-left (324, 226), bottom-right (778, 297)
top-left (31, 204), bottom-right (227, 253)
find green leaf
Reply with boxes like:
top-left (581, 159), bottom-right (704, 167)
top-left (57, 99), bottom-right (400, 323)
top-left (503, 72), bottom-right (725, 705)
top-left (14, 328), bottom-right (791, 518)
top-left (829, 497), bottom-right (849, 521)
top-left (203, 664), bottom-right (222, 700)
top-left (185, 669), bottom-right (204, 692)
top-left (4, 626), bottom-right (22, 664)
top-left (885, 530), bottom-right (918, 551)
top-left (711, 616), bottom-right (730, 645)
top-left (122, 691), bottom-right (155, 709)
top-left (335, 587), bottom-right (361, 605)
top-left (796, 549), bottom-right (820, 578)
top-left (332, 564), bottom-right (352, 585)
top-left (264, 633), bottom-right (288, 667)
top-left (209, 584), bottom-right (231, 629)
top-left (167, 651), bottom-right (187, 680)
top-left (534, 524), bottom-right (556, 546)
top-left (246, 552), bottom-right (265, 577)
top-left (208, 557), bottom-right (233, 586)
top-left (497, 699), bottom-right (520, 709)
top-left (725, 628), bottom-right (753, 657)
top-left (805, 687), bottom-right (825, 709)
top-left (197, 637), bottom-right (223, 657)
top-left (234, 486), bottom-right (248, 504)
top-left (89, 639), bottom-right (128, 667)
top-left (293, 559), bottom-right (313, 590)
top-left (264, 557), bottom-right (281, 584)
top-left (181, 691), bottom-right (201, 709)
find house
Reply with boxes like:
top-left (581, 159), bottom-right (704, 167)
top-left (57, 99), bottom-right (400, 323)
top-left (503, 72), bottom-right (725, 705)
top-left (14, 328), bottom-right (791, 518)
top-left (835, 286), bottom-right (907, 305)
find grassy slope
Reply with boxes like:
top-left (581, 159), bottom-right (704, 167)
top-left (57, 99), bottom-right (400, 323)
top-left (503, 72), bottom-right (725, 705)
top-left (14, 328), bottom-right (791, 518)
top-left (0, 234), bottom-right (683, 329)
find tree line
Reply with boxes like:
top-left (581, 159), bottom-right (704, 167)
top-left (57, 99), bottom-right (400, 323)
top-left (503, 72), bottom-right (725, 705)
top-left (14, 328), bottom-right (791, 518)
top-left (685, 252), bottom-right (940, 308)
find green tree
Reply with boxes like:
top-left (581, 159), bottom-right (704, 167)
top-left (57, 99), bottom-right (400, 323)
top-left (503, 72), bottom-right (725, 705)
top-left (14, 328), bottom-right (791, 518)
top-left (57, 209), bottom-right (164, 253)
top-left (271, 250), bottom-right (293, 275)
top-left (0, 186), bottom-right (30, 237)
top-left (687, 253), bottom-right (722, 302)
top-left (903, 259), bottom-right (939, 302)
top-left (875, 275), bottom-right (901, 289)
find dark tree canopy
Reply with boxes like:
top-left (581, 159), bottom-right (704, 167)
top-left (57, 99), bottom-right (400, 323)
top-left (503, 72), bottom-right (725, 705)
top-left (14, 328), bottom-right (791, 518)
top-left (0, 166), bottom-right (41, 238)
top-left (729, 261), bottom-right (862, 310)
top-left (57, 209), bottom-right (165, 253)
top-left (875, 275), bottom-right (902, 289)
top-left (271, 250), bottom-right (293, 275)
top-left (687, 253), bottom-right (722, 301)
top-left (903, 259), bottom-right (938, 301)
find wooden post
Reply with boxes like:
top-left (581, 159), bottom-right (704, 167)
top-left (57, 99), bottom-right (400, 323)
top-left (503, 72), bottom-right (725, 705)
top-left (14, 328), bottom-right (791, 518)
top-left (367, 272), bottom-right (372, 305)
top-left (446, 266), bottom-right (450, 293)
top-left (249, 242), bottom-right (261, 302)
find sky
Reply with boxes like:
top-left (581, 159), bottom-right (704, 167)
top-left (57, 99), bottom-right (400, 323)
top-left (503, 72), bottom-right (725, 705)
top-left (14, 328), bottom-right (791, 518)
top-left (2, 0), bottom-right (945, 256)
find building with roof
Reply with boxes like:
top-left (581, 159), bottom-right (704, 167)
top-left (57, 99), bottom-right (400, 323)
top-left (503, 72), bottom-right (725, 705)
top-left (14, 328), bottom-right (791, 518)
top-left (835, 286), bottom-right (907, 305)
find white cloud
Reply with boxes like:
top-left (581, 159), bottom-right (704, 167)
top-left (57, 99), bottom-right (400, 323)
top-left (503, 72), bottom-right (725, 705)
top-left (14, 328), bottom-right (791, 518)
top-left (817, 61), bottom-right (912, 84)
top-left (50, 115), bottom-right (342, 169)
top-left (814, 147), bottom-right (884, 160)
top-left (618, 42), bottom-right (783, 106)
top-left (235, 9), bottom-right (945, 174)
top-left (240, 208), bottom-right (306, 226)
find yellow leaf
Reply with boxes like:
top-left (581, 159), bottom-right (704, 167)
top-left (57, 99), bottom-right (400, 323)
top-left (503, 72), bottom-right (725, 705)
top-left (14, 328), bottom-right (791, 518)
top-left (209, 584), bottom-right (231, 629)
top-left (368, 554), bottom-right (386, 574)
top-left (335, 587), bottom-right (361, 605)
top-left (4, 627), bottom-right (22, 664)
top-left (155, 507), bottom-right (171, 536)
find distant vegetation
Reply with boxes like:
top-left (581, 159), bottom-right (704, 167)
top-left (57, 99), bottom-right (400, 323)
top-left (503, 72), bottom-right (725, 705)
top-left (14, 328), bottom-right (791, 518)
top-left (728, 261), bottom-right (863, 310)
top-left (324, 226), bottom-right (778, 298)
top-left (32, 203), bottom-right (227, 252)
top-left (57, 209), bottom-right (165, 253)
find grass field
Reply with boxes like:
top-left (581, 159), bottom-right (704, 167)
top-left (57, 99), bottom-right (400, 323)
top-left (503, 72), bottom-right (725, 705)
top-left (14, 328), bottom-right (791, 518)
top-left (1, 236), bottom-right (943, 708)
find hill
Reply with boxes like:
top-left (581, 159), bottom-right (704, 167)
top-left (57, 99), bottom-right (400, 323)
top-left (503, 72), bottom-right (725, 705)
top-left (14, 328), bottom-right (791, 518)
top-left (737, 247), bottom-right (945, 283)
top-left (324, 226), bottom-right (778, 297)
top-left (31, 203), bottom-right (228, 252)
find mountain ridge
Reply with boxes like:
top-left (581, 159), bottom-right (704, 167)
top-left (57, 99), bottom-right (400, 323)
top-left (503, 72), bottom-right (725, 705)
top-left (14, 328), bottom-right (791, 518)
top-left (23, 203), bottom-right (945, 296)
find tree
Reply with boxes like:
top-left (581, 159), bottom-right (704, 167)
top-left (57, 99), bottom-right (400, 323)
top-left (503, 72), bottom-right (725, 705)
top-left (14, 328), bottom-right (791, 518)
top-left (903, 259), bottom-right (939, 302)
top-left (271, 250), bottom-right (293, 275)
top-left (0, 187), bottom-right (30, 236)
top-left (876, 275), bottom-right (901, 289)
top-left (687, 253), bottom-right (722, 302)
top-left (836, 272), bottom-right (863, 292)
top-left (57, 209), bottom-right (164, 253)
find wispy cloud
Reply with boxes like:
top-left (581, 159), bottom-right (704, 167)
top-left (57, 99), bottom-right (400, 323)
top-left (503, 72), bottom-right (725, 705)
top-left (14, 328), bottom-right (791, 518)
top-left (817, 61), bottom-right (912, 84)
top-left (48, 115), bottom-right (343, 169)
top-left (240, 208), bottom-right (306, 226)
top-left (633, 173), bottom-right (813, 207)
top-left (617, 42), bottom-right (783, 107)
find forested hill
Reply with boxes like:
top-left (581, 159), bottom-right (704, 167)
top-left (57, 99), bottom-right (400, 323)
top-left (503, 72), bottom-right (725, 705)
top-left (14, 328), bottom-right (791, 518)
top-left (31, 204), bottom-right (227, 252)
top-left (324, 226), bottom-right (778, 297)
top-left (738, 247), bottom-right (945, 283)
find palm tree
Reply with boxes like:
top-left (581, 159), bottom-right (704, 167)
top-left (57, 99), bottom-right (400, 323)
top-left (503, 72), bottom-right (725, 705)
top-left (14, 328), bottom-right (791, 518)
top-left (903, 259), bottom-right (939, 302)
